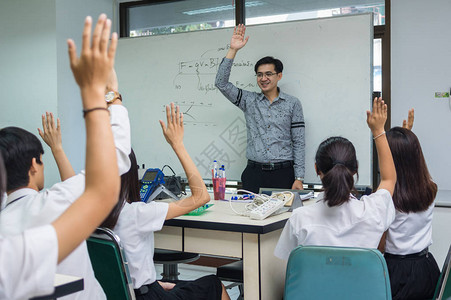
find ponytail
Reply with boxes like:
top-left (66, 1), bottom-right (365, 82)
top-left (322, 164), bottom-right (355, 206)
top-left (315, 137), bottom-right (358, 207)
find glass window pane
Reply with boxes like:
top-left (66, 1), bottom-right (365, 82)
top-left (245, 0), bottom-right (384, 26)
top-left (126, 0), bottom-right (235, 37)
top-left (373, 38), bottom-right (382, 93)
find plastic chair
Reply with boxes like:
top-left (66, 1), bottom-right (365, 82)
top-left (432, 244), bottom-right (451, 299)
top-left (153, 248), bottom-right (200, 281)
top-left (87, 228), bottom-right (136, 300)
top-left (284, 245), bottom-right (392, 300)
top-left (216, 260), bottom-right (244, 300)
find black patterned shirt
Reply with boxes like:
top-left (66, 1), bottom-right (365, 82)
top-left (215, 58), bottom-right (305, 178)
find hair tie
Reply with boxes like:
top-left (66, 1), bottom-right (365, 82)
top-left (333, 161), bottom-right (346, 166)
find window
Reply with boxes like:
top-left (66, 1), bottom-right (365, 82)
top-left (244, 0), bottom-right (385, 26)
top-left (120, 0), bottom-right (236, 37)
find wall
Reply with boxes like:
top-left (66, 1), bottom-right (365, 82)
top-left (0, 0), bottom-right (59, 186)
top-left (391, 0), bottom-right (451, 267)
top-left (0, 0), bottom-right (114, 188)
top-left (55, 0), bottom-right (114, 175)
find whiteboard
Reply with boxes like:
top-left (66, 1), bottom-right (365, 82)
top-left (116, 13), bottom-right (373, 185)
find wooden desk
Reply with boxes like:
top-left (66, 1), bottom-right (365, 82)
top-left (30, 274), bottom-right (83, 300)
top-left (154, 199), bottom-right (291, 300)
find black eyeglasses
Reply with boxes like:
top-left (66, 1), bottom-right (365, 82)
top-left (256, 72), bottom-right (279, 79)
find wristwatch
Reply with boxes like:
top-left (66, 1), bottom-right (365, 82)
top-left (105, 91), bottom-right (122, 103)
top-left (295, 177), bottom-right (304, 181)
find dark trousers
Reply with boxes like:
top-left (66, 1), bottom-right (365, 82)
top-left (241, 162), bottom-right (295, 193)
top-left (385, 251), bottom-right (440, 300)
top-left (135, 275), bottom-right (222, 300)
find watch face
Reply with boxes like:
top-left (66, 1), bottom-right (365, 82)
top-left (105, 91), bottom-right (116, 102)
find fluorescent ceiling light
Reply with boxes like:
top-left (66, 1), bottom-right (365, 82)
top-left (183, 1), bottom-right (264, 16)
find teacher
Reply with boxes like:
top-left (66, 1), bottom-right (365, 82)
top-left (215, 24), bottom-right (305, 193)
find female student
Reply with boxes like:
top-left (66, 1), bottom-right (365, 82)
top-left (0, 14), bottom-right (122, 299)
top-left (382, 110), bottom-right (440, 300)
top-left (102, 104), bottom-right (230, 300)
top-left (274, 98), bottom-right (397, 260)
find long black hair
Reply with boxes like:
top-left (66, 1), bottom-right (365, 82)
top-left (315, 137), bottom-right (358, 207)
top-left (386, 127), bottom-right (437, 213)
top-left (0, 154), bottom-right (6, 208)
top-left (101, 148), bottom-right (141, 229)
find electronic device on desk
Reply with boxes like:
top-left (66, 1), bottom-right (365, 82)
top-left (249, 192), bottom-right (292, 220)
top-left (229, 189), bottom-right (295, 220)
top-left (139, 168), bottom-right (165, 202)
top-left (259, 188), bottom-right (314, 212)
top-left (154, 165), bottom-right (185, 200)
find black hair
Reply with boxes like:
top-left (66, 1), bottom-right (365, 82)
top-left (386, 127), bottom-right (437, 213)
top-left (101, 148), bottom-right (141, 229)
top-left (254, 56), bottom-right (283, 73)
top-left (0, 127), bottom-right (44, 192)
top-left (315, 137), bottom-right (358, 207)
top-left (0, 154), bottom-right (6, 207)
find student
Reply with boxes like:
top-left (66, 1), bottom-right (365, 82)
top-left (0, 14), bottom-right (125, 300)
top-left (274, 98), bottom-right (397, 260)
top-left (215, 24), bottom-right (305, 193)
top-left (101, 104), bottom-right (230, 300)
top-left (382, 109), bottom-right (440, 300)
top-left (0, 84), bottom-right (129, 299)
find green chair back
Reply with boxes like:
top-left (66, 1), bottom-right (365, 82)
top-left (284, 245), bottom-right (392, 300)
top-left (433, 244), bottom-right (451, 300)
top-left (87, 228), bottom-right (135, 300)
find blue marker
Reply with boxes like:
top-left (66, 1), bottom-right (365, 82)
top-left (212, 160), bottom-right (218, 178)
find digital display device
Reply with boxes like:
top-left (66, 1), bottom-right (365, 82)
top-left (140, 168), bottom-right (165, 202)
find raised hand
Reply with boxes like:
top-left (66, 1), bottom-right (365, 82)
top-left (230, 24), bottom-right (249, 51)
top-left (67, 14), bottom-right (117, 108)
top-left (366, 97), bottom-right (387, 136)
top-left (159, 103), bottom-right (184, 148)
top-left (38, 112), bottom-right (62, 151)
top-left (402, 108), bottom-right (414, 130)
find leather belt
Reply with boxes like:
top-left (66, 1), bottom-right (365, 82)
top-left (247, 160), bottom-right (294, 171)
top-left (384, 247), bottom-right (429, 259)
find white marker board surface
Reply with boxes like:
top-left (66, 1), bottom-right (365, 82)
top-left (116, 13), bottom-right (373, 185)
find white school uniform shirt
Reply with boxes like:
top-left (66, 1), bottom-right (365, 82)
top-left (385, 202), bottom-right (434, 255)
top-left (274, 189), bottom-right (396, 260)
top-left (113, 201), bottom-right (169, 289)
top-left (0, 225), bottom-right (57, 300)
top-left (0, 105), bottom-right (131, 300)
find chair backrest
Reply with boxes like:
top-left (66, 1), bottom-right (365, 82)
top-left (87, 228), bottom-right (136, 300)
top-left (284, 245), bottom-right (392, 300)
top-left (433, 244), bottom-right (451, 300)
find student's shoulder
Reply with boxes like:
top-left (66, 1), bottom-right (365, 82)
top-left (361, 189), bottom-right (394, 211)
top-left (44, 174), bottom-right (86, 202)
top-left (290, 200), bottom-right (323, 222)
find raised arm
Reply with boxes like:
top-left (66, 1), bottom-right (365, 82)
top-left (51, 14), bottom-right (120, 263)
top-left (160, 103), bottom-right (210, 220)
top-left (38, 112), bottom-right (76, 181)
top-left (366, 97), bottom-right (396, 196)
top-left (402, 108), bottom-right (414, 130)
top-left (226, 24), bottom-right (249, 59)
top-left (215, 24), bottom-right (253, 110)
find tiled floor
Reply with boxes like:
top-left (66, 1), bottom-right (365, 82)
top-left (155, 263), bottom-right (241, 299)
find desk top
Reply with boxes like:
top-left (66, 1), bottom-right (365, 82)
top-left (163, 198), bottom-right (315, 234)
